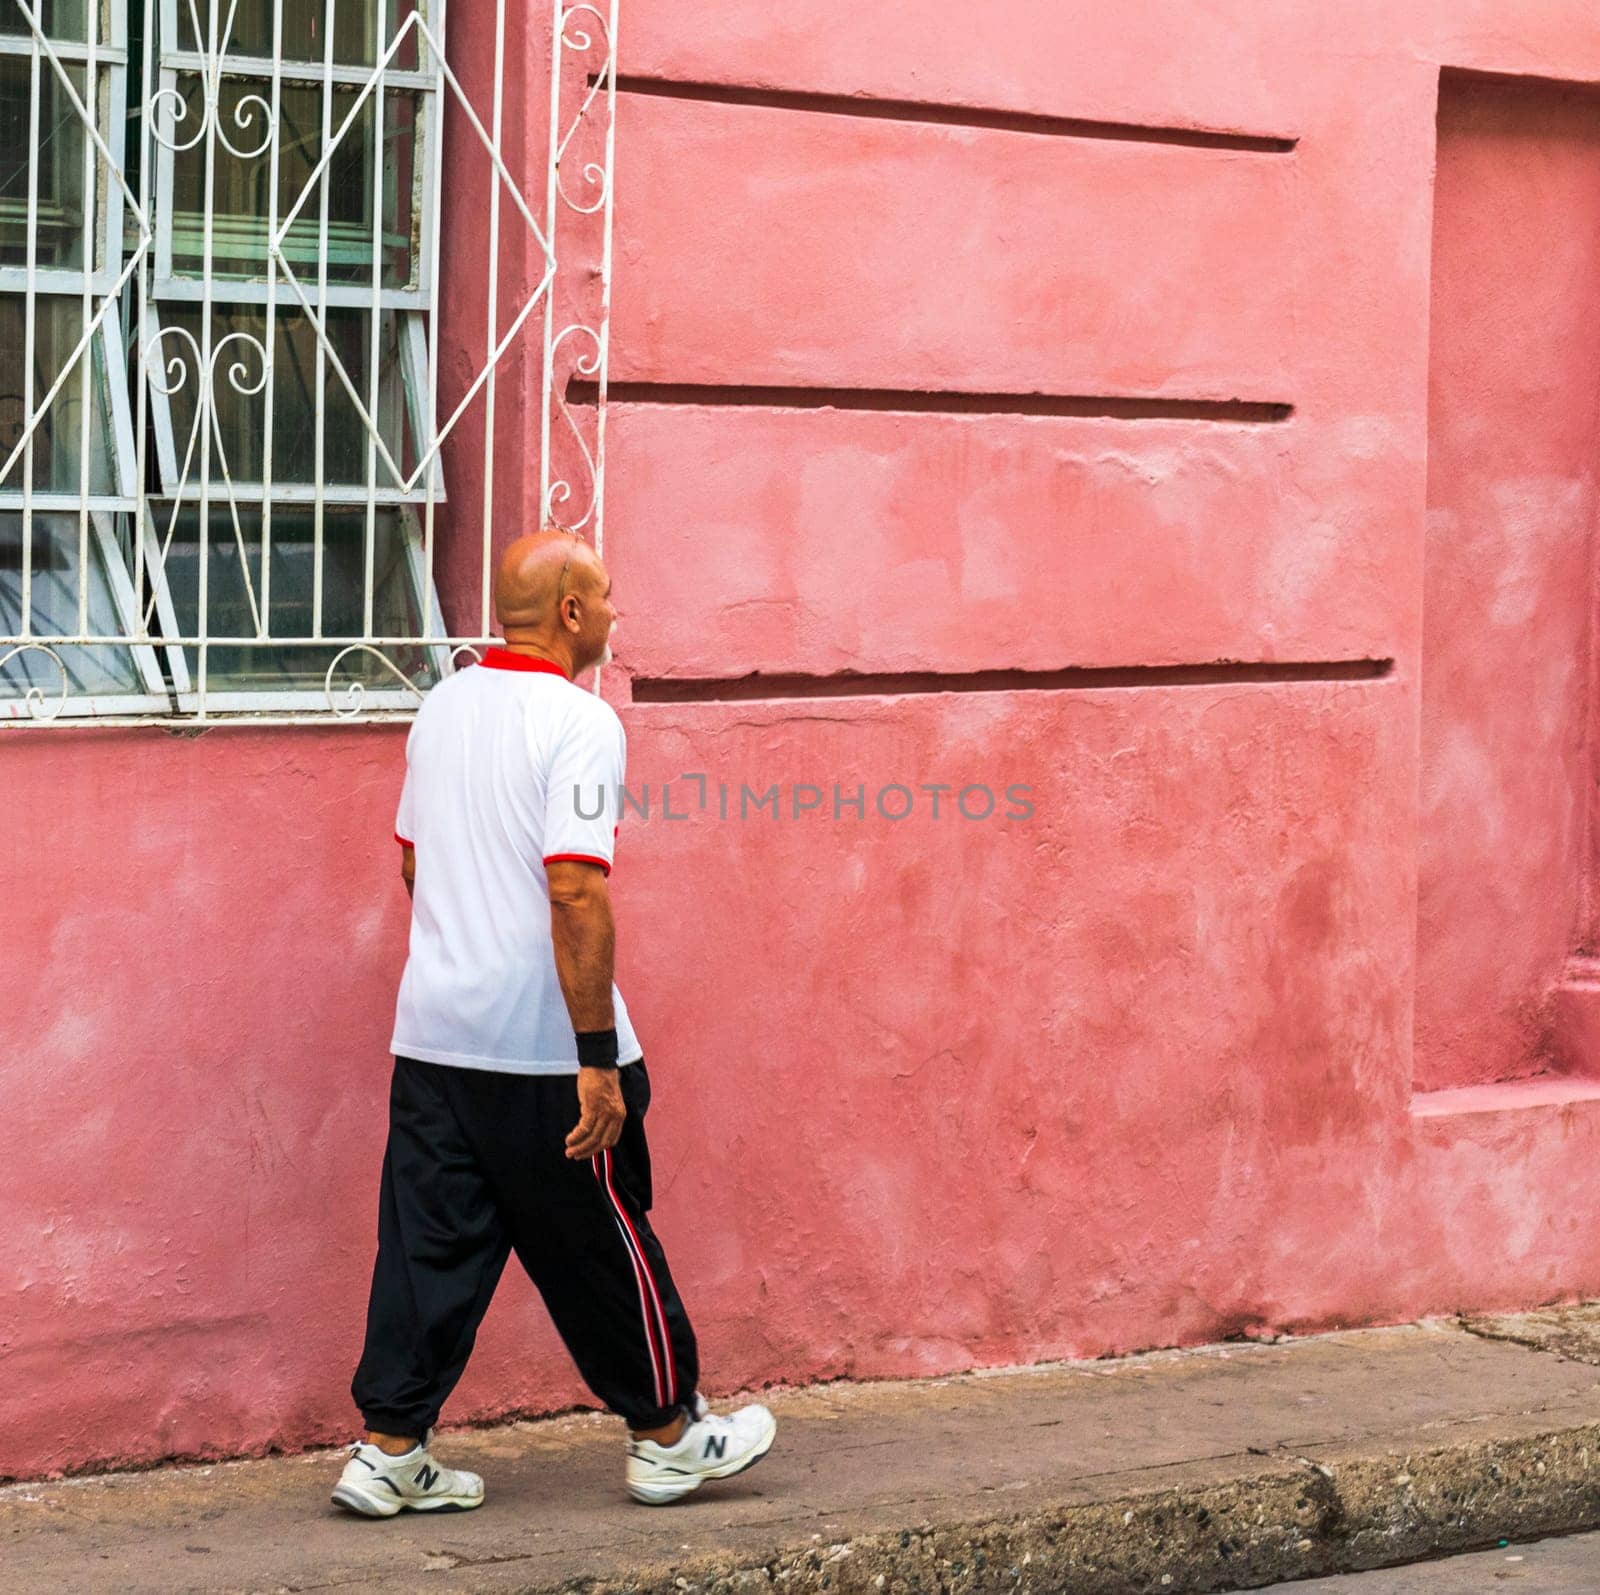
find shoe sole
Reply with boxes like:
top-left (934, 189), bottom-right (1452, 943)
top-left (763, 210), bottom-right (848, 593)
top-left (331, 1483), bottom-right (484, 1518)
top-left (626, 1419), bottom-right (777, 1506)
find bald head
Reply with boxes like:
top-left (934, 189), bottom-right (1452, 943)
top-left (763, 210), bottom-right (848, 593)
top-left (494, 529), bottom-right (615, 677)
top-left (495, 529), bottom-right (600, 629)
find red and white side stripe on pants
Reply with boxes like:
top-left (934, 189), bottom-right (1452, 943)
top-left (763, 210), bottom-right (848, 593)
top-left (592, 1146), bottom-right (677, 1411)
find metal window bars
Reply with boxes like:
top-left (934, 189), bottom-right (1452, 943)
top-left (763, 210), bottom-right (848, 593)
top-left (0, 0), bottom-right (618, 723)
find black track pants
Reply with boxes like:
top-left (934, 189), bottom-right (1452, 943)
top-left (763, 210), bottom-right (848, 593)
top-left (351, 1056), bottom-right (699, 1436)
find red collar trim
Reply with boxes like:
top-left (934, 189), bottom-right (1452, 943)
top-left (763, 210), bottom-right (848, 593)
top-left (479, 647), bottom-right (570, 681)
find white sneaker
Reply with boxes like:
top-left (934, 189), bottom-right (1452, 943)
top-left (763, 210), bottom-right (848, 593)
top-left (626, 1403), bottom-right (777, 1505)
top-left (331, 1434), bottom-right (485, 1518)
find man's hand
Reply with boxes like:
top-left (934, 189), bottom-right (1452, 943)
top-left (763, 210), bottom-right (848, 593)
top-left (566, 1066), bottom-right (626, 1160)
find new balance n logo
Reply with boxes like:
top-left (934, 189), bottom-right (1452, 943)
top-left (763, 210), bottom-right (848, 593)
top-left (704, 1434), bottom-right (727, 1460)
top-left (415, 1463), bottom-right (440, 1491)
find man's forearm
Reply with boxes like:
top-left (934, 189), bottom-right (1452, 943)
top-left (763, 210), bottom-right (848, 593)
top-left (550, 897), bottom-right (617, 1033)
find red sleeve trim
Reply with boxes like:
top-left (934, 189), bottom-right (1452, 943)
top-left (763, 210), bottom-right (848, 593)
top-left (544, 852), bottom-right (612, 877)
top-left (394, 833), bottom-right (414, 848)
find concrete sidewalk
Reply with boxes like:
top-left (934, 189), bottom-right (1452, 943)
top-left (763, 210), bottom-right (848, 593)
top-left (5, 1311), bottom-right (1600, 1595)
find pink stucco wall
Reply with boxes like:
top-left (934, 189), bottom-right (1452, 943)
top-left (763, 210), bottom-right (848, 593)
top-left (7, 0), bottom-right (1600, 1481)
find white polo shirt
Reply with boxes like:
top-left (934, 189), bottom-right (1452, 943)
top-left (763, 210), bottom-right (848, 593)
top-left (390, 647), bottom-right (642, 1074)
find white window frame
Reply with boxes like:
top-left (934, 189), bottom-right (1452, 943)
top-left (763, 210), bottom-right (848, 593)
top-left (0, 2), bottom-right (172, 716)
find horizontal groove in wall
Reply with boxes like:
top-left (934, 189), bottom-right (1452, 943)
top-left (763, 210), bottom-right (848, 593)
top-left (572, 382), bottom-right (1293, 425)
top-left (1411, 1077), bottom-right (1600, 1119)
top-left (613, 75), bottom-right (1298, 153)
top-left (632, 659), bottom-right (1395, 704)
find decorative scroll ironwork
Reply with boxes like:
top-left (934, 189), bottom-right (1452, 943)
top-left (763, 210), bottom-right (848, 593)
top-left (0, 643), bottom-right (69, 721)
top-left (541, 0), bottom-right (618, 543)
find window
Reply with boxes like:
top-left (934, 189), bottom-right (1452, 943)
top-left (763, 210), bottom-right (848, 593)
top-left (1, 0), bottom-right (616, 722)
top-left (0, 1), bottom-right (161, 712)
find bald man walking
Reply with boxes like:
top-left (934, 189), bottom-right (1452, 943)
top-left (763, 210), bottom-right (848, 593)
top-left (332, 530), bottom-right (775, 1515)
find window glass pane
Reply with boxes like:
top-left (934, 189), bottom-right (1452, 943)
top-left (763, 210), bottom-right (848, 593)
top-left (0, 57), bottom-right (92, 271)
top-left (0, 512), bottom-right (145, 700)
top-left (0, 297), bottom-right (116, 496)
top-left (157, 505), bottom-right (440, 691)
top-left (167, 77), bottom-right (418, 285)
top-left (158, 304), bottom-right (412, 487)
top-left (175, 0), bottom-right (419, 70)
top-left (0, 1), bottom-right (89, 42)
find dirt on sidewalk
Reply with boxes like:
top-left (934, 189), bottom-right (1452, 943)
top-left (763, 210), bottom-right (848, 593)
top-left (5, 1311), bottom-right (1600, 1595)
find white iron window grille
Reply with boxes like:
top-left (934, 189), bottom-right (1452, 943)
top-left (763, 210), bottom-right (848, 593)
top-left (1, 0), bottom-right (618, 723)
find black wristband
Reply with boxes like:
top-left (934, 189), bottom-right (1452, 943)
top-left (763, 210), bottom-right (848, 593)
top-left (576, 1028), bottom-right (619, 1069)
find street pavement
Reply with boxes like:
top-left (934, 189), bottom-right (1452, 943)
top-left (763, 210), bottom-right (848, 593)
top-left (1251, 1531), bottom-right (1600, 1590)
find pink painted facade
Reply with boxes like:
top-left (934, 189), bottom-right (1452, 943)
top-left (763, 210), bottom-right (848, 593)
top-left (7, 0), bottom-right (1600, 1480)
